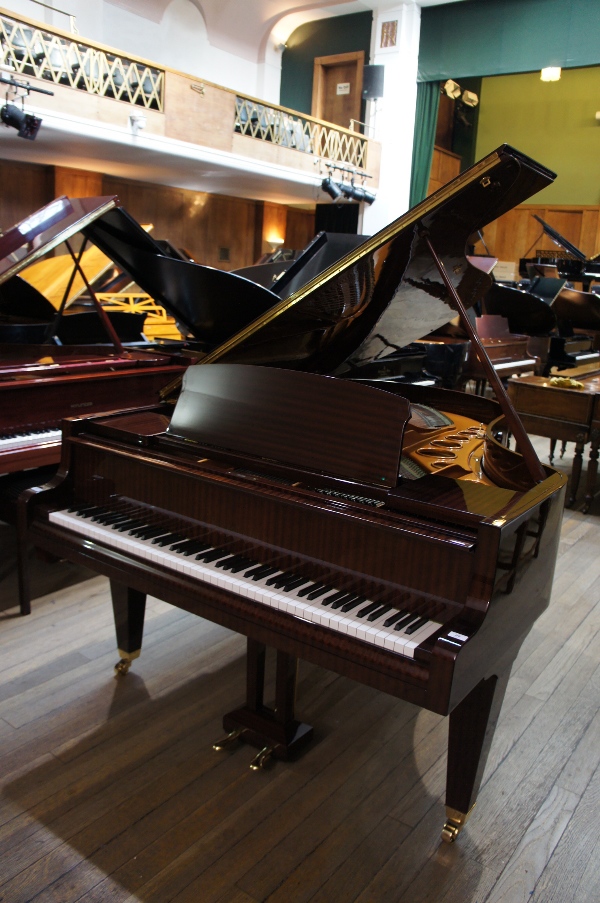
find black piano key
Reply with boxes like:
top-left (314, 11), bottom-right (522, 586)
top-left (77, 506), bottom-right (107, 518)
top-left (306, 585), bottom-right (334, 600)
top-left (281, 576), bottom-right (311, 592)
top-left (340, 595), bottom-right (367, 613)
top-left (245, 564), bottom-right (279, 581)
top-left (115, 519), bottom-right (148, 532)
top-left (196, 546), bottom-right (229, 563)
top-left (367, 605), bottom-right (393, 622)
top-left (228, 558), bottom-right (259, 573)
top-left (95, 513), bottom-right (132, 526)
top-left (153, 532), bottom-right (186, 546)
top-left (130, 525), bottom-right (170, 540)
top-left (68, 503), bottom-right (100, 514)
top-left (383, 609), bottom-right (410, 628)
top-left (404, 616), bottom-right (429, 635)
top-left (320, 589), bottom-right (349, 606)
top-left (170, 539), bottom-right (211, 555)
top-left (330, 593), bottom-right (358, 610)
top-left (216, 555), bottom-right (252, 571)
top-left (89, 509), bottom-right (113, 522)
top-left (356, 600), bottom-right (383, 619)
top-left (297, 582), bottom-right (325, 598)
top-left (393, 614), bottom-right (419, 632)
top-left (266, 571), bottom-right (294, 587)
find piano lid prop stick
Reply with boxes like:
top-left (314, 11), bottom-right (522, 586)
top-left (423, 233), bottom-right (547, 485)
top-left (65, 239), bottom-right (126, 355)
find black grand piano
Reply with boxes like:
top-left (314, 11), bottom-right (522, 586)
top-left (519, 213), bottom-right (600, 290)
top-left (19, 146), bottom-right (566, 845)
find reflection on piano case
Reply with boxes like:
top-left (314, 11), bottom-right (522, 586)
top-left (19, 146), bottom-right (567, 844)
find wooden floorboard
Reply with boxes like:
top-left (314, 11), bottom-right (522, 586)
top-left (0, 434), bottom-right (598, 902)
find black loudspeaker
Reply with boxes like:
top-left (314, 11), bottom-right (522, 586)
top-left (362, 65), bottom-right (385, 100)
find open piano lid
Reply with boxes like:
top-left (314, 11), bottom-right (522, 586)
top-left (0, 194), bottom-right (280, 345)
top-left (199, 146), bottom-right (556, 374)
top-left (0, 196), bottom-right (122, 285)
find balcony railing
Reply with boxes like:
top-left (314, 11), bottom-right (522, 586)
top-left (0, 11), bottom-right (164, 109)
top-left (235, 96), bottom-right (368, 169)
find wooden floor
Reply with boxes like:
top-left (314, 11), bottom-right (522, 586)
top-left (1, 436), bottom-right (599, 903)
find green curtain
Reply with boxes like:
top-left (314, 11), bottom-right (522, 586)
top-left (409, 80), bottom-right (439, 208)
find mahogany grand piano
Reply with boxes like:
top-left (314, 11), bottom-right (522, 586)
top-left (19, 146), bottom-right (566, 844)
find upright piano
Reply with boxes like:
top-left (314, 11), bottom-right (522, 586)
top-left (20, 146), bottom-right (567, 844)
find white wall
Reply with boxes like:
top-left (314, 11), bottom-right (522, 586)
top-left (2, 0), bottom-right (267, 95)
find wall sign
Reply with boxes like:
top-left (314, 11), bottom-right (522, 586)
top-left (336, 82), bottom-right (351, 95)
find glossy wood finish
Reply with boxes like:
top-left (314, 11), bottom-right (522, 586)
top-left (508, 371), bottom-right (600, 511)
top-left (19, 367), bottom-right (566, 834)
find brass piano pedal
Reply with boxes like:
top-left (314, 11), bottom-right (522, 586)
top-left (212, 728), bottom-right (245, 752)
top-left (249, 745), bottom-right (275, 771)
top-left (441, 805), bottom-right (474, 843)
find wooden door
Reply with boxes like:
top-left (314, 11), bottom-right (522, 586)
top-left (312, 51), bottom-right (364, 129)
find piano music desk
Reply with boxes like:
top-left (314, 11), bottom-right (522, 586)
top-left (508, 372), bottom-right (600, 512)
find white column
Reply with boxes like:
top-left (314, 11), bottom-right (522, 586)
top-left (362, 2), bottom-right (422, 235)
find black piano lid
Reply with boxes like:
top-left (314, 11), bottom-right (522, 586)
top-left (0, 196), bottom-right (121, 286)
top-left (81, 206), bottom-right (280, 343)
top-left (0, 193), bottom-right (281, 346)
top-left (201, 145), bottom-right (556, 374)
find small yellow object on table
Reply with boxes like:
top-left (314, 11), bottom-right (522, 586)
top-left (549, 376), bottom-right (584, 389)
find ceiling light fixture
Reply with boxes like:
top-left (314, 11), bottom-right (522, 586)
top-left (540, 67), bottom-right (561, 82)
top-left (442, 79), bottom-right (462, 100)
top-left (0, 102), bottom-right (41, 139)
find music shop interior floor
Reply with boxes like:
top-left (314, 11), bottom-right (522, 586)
top-left (0, 436), bottom-right (599, 903)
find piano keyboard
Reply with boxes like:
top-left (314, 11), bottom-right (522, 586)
top-left (0, 428), bottom-right (62, 452)
top-left (492, 358), bottom-right (537, 372)
top-left (49, 505), bottom-right (442, 659)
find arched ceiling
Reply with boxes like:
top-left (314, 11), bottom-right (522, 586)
top-left (109, 0), bottom-right (467, 61)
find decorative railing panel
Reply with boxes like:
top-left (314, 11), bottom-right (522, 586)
top-left (0, 12), bottom-right (164, 110)
top-left (234, 96), bottom-right (367, 169)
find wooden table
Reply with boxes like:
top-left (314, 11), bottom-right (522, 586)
top-left (508, 371), bottom-right (600, 513)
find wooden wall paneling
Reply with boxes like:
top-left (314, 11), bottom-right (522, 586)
top-left (286, 207), bottom-right (316, 250)
top-left (54, 167), bottom-right (102, 199)
top-left (261, 202), bottom-right (287, 256)
top-left (473, 204), bottom-right (600, 267)
top-left (201, 194), bottom-right (257, 270)
top-left (0, 160), bottom-right (53, 231)
top-left (427, 146), bottom-right (461, 196)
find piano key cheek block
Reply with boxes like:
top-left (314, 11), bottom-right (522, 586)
top-left (17, 146), bottom-right (567, 844)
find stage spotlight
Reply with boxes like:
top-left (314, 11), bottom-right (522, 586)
top-left (1, 102), bottom-right (42, 139)
top-left (321, 176), bottom-right (343, 200)
top-left (340, 181), bottom-right (375, 205)
top-left (442, 79), bottom-right (462, 100)
top-left (461, 89), bottom-right (479, 108)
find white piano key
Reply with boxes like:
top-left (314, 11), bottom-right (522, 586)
top-left (49, 508), bottom-right (441, 659)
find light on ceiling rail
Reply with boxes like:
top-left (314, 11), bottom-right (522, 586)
top-left (0, 102), bottom-right (41, 139)
top-left (321, 165), bottom-right (375, 205)
top-left (540, 67), bottom-right (561, 82)
top-left (442, 79), bottom-right (479, 108)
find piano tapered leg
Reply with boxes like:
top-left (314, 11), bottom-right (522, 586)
top-left (582, 429), bottom-right (599, 514)
top-left (443, 670), bottom-right (510, 842)
top-left (218, 638), bottom-right (313, 766)
top-left (567, 434), bottom-right (586, 507)
top-left (110, 580), bottom-right (146, 675)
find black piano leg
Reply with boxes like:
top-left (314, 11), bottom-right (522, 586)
top-left (217, 638), bottom-right (313, 768)
top-left (110, 580), bottom-right (146, 675)
top-left (443, 669), bottom-right (510, 843)
top-left (582, 430), bottom-right (599, 514)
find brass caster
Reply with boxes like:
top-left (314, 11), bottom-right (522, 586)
top-left (212, 728), bottom-right (244, 752)
top-left (114, 658), bottom-right (132, 676)
top-left (250, 746), bottom-right (275, 771)
top-left (441, 805), bottom-right (473, 844)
